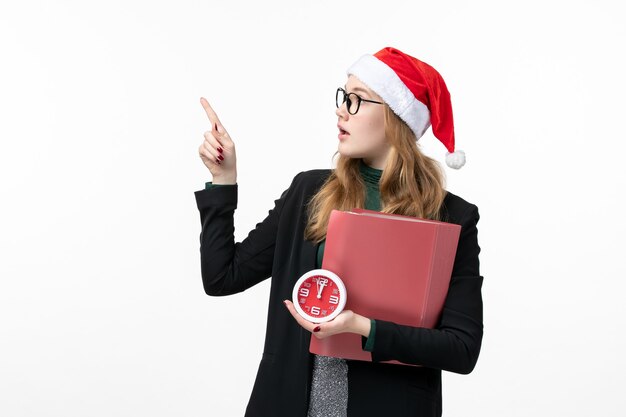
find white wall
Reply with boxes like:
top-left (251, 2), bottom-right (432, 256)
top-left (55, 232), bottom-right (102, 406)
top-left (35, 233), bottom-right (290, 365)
top-left (1, 0), bottom-right (624, 415)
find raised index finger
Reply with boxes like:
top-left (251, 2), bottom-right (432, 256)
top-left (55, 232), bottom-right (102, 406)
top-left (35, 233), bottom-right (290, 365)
top-left (199, 97), bottom-right (223, 128)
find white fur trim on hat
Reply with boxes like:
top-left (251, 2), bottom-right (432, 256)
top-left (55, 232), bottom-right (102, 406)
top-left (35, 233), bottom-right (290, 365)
top-left (347, 54), bottom-right (431, 141)
top-left (445, 150), bottom-right (466, 169)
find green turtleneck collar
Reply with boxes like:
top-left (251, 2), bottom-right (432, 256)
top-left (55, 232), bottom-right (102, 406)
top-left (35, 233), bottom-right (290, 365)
top-left (359, 159), bottom-right (383, 186)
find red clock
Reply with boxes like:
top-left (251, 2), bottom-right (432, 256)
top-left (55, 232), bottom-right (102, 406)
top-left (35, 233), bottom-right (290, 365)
top-left (292, 269), bottom-right (347, 323)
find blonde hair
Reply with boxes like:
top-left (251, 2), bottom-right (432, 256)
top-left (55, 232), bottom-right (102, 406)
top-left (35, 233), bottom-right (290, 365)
top-left (304, 104), bottom-right (447, 244)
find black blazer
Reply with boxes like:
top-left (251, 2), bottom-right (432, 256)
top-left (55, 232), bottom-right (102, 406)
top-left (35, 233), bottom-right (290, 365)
top-left (194, 169), bottom-right (483, 417)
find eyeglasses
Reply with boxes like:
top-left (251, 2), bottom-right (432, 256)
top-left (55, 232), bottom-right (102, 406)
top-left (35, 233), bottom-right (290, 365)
top-left (336, 87), bottom-right (383, 115)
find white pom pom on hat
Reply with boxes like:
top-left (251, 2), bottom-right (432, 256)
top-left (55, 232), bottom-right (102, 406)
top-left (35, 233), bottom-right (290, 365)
top-left (347, 47), bottom-right (466, 169)
top-left (446, 150), bottom-right (466, 169)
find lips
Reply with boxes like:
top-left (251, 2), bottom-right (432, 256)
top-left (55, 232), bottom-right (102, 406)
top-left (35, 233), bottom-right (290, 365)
top-left (337, 124), bottom-right (350, 135)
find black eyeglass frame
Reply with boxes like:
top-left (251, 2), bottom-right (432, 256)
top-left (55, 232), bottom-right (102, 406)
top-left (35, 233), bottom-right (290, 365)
top-left (336, 87), bottom-right (384, 115)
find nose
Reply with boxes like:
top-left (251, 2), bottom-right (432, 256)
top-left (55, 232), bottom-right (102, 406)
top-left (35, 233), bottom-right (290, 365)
top-left (336, 101), bottom-right (349, 119)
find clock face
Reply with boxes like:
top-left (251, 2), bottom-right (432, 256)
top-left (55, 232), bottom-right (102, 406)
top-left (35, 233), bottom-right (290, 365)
top-left (292, 269), bottom-right (347, 323)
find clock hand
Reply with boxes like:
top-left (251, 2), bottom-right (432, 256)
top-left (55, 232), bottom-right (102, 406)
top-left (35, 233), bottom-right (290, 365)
top-left (317, 281), bottom-right (327, 299)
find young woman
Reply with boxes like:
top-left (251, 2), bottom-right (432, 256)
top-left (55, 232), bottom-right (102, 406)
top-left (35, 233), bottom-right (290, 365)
top-left (195, 47), bottom-right (483, 417)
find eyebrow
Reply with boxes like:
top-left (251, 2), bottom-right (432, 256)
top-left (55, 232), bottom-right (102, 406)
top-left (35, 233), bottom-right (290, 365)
top-left (344, 85), bottom-right (371, 96)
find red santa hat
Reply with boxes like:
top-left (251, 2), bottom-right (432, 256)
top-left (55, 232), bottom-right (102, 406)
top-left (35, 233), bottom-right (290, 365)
top-left (347, 47), bottom-right (465, 169)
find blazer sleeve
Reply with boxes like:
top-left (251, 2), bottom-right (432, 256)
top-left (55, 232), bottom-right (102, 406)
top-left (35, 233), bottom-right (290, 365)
top-left (194, 172), bottom-right (302, 296)
top-left (364, 204), bottom-right (483, 374)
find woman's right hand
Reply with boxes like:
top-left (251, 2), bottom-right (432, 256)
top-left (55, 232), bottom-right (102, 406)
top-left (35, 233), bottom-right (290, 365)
top-left (198, 97), bottom-right (237, 184)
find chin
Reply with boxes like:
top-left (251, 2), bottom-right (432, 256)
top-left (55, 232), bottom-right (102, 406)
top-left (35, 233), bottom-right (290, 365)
top-left (337, 142), bottom-right (353, 153)
top-left (336, 147), bottom-right (354, 159)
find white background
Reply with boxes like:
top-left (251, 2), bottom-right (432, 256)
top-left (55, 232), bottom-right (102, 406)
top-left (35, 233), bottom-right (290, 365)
top-left (1, 1), bottom-right (625, 416)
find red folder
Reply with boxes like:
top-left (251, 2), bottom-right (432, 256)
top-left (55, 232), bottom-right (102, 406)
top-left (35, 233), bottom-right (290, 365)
top-left (309, 208), bottom-right (461, 366)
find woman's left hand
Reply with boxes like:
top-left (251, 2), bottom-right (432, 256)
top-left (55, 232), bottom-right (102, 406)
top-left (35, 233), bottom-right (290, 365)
top-left (283, 300), bottom-right (370, 339)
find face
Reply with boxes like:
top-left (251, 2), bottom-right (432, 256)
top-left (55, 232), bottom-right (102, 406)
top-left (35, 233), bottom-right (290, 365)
top-left (336, 75), bottom-right (389, 170)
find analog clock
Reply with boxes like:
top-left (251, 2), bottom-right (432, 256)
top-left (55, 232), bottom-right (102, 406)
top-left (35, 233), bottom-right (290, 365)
top-left (292, 269), bottom-right (347, 323)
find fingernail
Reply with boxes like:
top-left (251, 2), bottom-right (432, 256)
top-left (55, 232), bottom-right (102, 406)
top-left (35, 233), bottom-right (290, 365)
top-left (217, 147), bottom-right (223, 154)
top-left (283, 300), bottom-right (289, 307)
top-left (218, 154), bottom-right (224, 161)
top-left (313, 326), bottom-right (321, 332)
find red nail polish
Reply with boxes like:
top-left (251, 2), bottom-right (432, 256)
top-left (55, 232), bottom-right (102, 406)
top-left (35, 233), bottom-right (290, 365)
top-left (217, 147), bottom-right (223, 153)
top-left (218, 154), bottom-right (224, 161)
top-left (313, 326), bottom-right (321, 332)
